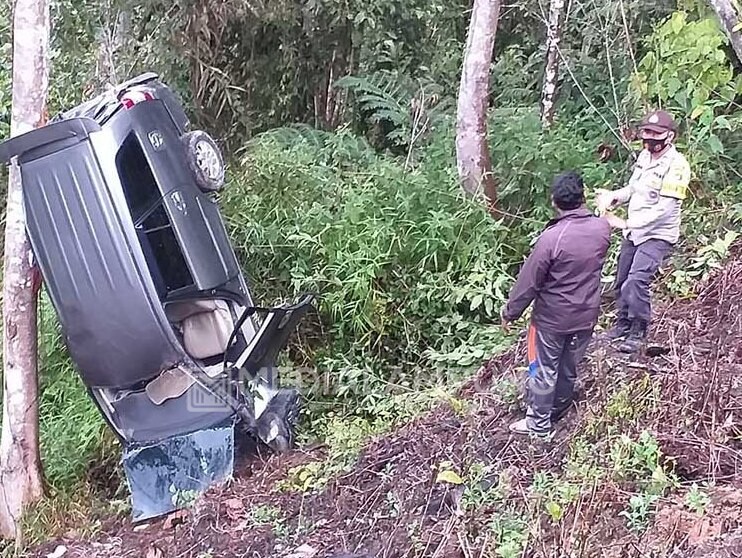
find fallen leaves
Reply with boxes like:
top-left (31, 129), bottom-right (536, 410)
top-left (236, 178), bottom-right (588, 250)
top-left (162, 509), bottom-right (189, 530)
top-left (224, 497), bottom-right (247, 521)
top-left (435, 470), bottom-right (464, 485)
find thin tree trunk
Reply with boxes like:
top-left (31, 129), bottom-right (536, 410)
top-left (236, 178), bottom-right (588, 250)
top-left (708, 0), bottom-right (742, 65)
top-left (540, 0), bottom-right (566, 128)
top-left (455, 0), bottom-right (501, 208)
top-left (96, 8), bottom-right (129, 87)
top-left (0, 0), bottom-right (50, 540)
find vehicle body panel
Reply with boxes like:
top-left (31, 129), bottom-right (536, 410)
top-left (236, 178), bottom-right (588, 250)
top-left (17, 121), bottom-right (188, 388)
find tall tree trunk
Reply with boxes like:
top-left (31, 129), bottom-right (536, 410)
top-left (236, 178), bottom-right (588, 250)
top-left (708, 0), bottom-right (742, 65)
top-left (540, 0), bottom-right (566, 128)
top-left (0, 0), bottom-right (50, 540)
top-left (455, 0), bottom-right (501, 208)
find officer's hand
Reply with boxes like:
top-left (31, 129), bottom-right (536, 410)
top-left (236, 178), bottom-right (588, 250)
top-left (604, 211), bottom-right (627, 230)
top-left (595, 189), bottom-right (617, 213)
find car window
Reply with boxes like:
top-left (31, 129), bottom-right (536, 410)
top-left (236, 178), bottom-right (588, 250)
top-left (116, 134), bottom-right (161, 221)
top-left (116, 133), bottom-right (195, 298)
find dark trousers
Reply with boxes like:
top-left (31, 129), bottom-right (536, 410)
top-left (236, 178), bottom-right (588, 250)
top-left (525, 325), bottom-right (592, 433)
top-left (615, 238), bottom-right (672, 325)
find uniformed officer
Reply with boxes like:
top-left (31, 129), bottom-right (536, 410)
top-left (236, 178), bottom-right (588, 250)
top-left (598, 110), bottom-right (691, 353)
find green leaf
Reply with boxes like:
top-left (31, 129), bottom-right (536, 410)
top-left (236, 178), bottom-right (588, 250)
top-left (652, 465), bottom-right (670, 487)
top-left (436, 470), bottom-right (464, 485)
top-left (671, 12), bottom-right (685, 34)
top-left (470, 294), bottom-right (483, 311)
top-left (733, 21), bottom-right (742, 33)
top-left (707, 134), bottom-right (724, 154)
top-left (545, 500), bottom-right (563, 521)
top-left (667, 77), bottom-right (682, 97)
top-left (714, 115), bottom-right (732, 130)
top-left (690, 105), bottom-right (705, 120)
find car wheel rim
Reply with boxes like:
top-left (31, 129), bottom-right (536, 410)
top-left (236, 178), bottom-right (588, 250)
top-left (194, 140), bottom-right (222, 181)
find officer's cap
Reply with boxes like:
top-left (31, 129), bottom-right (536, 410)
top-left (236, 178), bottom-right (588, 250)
top-left (638, 110), bottom-right (677, 134)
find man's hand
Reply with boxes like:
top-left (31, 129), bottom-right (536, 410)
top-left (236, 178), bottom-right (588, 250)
top-left (594, 188), bottom-right (618, 214)
top-left (500, 309), bottom-right (511, 333)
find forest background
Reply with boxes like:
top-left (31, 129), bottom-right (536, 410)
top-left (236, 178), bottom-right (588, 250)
top-left (0, 0), bottom-right (741, 542)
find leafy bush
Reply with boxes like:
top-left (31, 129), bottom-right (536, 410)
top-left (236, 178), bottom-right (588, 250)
top-left (635, 12), bottom-right (739, 118)
top-left (220, 114), bottom-right (640, 419)
top-left (490, 108), bottom-right (629, 209)
top-left (634, 10), bottom-right (742, 180)
top-left (224, 126), bottom-right (519, 368)
top-left (37, 296), bottom-right (109, 489)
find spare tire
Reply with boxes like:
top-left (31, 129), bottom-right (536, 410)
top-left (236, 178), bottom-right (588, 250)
top-left (182, 130), bottom-right (225, 192)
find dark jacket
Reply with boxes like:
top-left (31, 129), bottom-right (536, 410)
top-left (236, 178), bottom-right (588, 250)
top-left (503, 207), bottom-right (611, 334)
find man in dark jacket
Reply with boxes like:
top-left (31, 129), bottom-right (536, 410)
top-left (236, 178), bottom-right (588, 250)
top-left (501, 171), bottom-right (612, 439)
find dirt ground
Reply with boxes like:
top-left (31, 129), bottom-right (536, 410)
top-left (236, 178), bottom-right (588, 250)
top-left (27, 247), bottom-right (742, 558)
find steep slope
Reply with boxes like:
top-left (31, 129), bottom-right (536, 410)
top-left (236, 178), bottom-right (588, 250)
top-left (29, 246), bottom-right (742, 558)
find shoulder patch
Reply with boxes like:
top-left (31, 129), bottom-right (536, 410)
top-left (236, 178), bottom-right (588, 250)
top-left (660, 154), bottom-right (691, 200)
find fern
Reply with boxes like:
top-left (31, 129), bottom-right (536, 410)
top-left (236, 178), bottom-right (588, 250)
top-left (245, 123), bottom-right (333, 149)
top-left (334, 70), bottom-right (454, 153)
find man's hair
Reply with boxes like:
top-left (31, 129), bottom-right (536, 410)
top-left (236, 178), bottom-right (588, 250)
top-left (551, 171), bottom-right (585, 210)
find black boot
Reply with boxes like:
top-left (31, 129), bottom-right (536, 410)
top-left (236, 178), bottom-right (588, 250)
top-left (618, 320), bottom-right (647, 354)
top-left (551, 395), bottom-right (577, 423)
top-left (605, 318), bottom-right (631, 341)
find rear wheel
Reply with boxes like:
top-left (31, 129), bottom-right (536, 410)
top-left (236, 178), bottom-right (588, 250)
top-left (182, 130), bottom-right (225, 192)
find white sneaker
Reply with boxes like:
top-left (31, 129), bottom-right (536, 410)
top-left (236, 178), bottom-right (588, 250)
top-left (508, 418), bottom-right (530, 435)
top-left (508, 418), bottom-right (554, 441)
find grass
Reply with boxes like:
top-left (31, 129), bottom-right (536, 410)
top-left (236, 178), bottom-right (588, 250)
top-left (281, 381), bottom-right (465, 494)
top-left (0, 105), bottom-right (737, 553)
top-left (36, 295), bottom-right (114, 491)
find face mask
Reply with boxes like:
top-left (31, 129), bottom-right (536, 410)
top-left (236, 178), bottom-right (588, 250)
top-left (643, 137), bottom-right (669, 154)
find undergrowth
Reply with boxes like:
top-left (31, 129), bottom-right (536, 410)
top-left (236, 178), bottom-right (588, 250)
top-left (222, 118), bottom-right (630, 423)
top-left (36, 295), bottom-right (113, 490)
top-left (0, 1), bottom-right (740, 555)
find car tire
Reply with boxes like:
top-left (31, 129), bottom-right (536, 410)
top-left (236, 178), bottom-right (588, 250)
top-left (182, 130), bottom-right (225, 192)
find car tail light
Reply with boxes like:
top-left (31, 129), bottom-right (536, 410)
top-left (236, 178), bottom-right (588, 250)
top-left (120, 90), bottom-right (155, 109)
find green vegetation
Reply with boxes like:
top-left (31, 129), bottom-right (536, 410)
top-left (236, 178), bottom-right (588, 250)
top-left (0, 0), bottom-right (741, 551)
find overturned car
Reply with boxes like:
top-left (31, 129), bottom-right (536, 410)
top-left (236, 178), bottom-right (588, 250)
top-left (0, 73), bottom-right (313, 521)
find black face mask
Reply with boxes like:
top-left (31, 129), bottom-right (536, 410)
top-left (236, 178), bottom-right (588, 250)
top-left (643, 138), bottom-right (668, 154)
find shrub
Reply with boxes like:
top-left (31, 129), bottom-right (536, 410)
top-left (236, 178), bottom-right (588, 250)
top-left (220, 116), bottom-right (634, 418)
